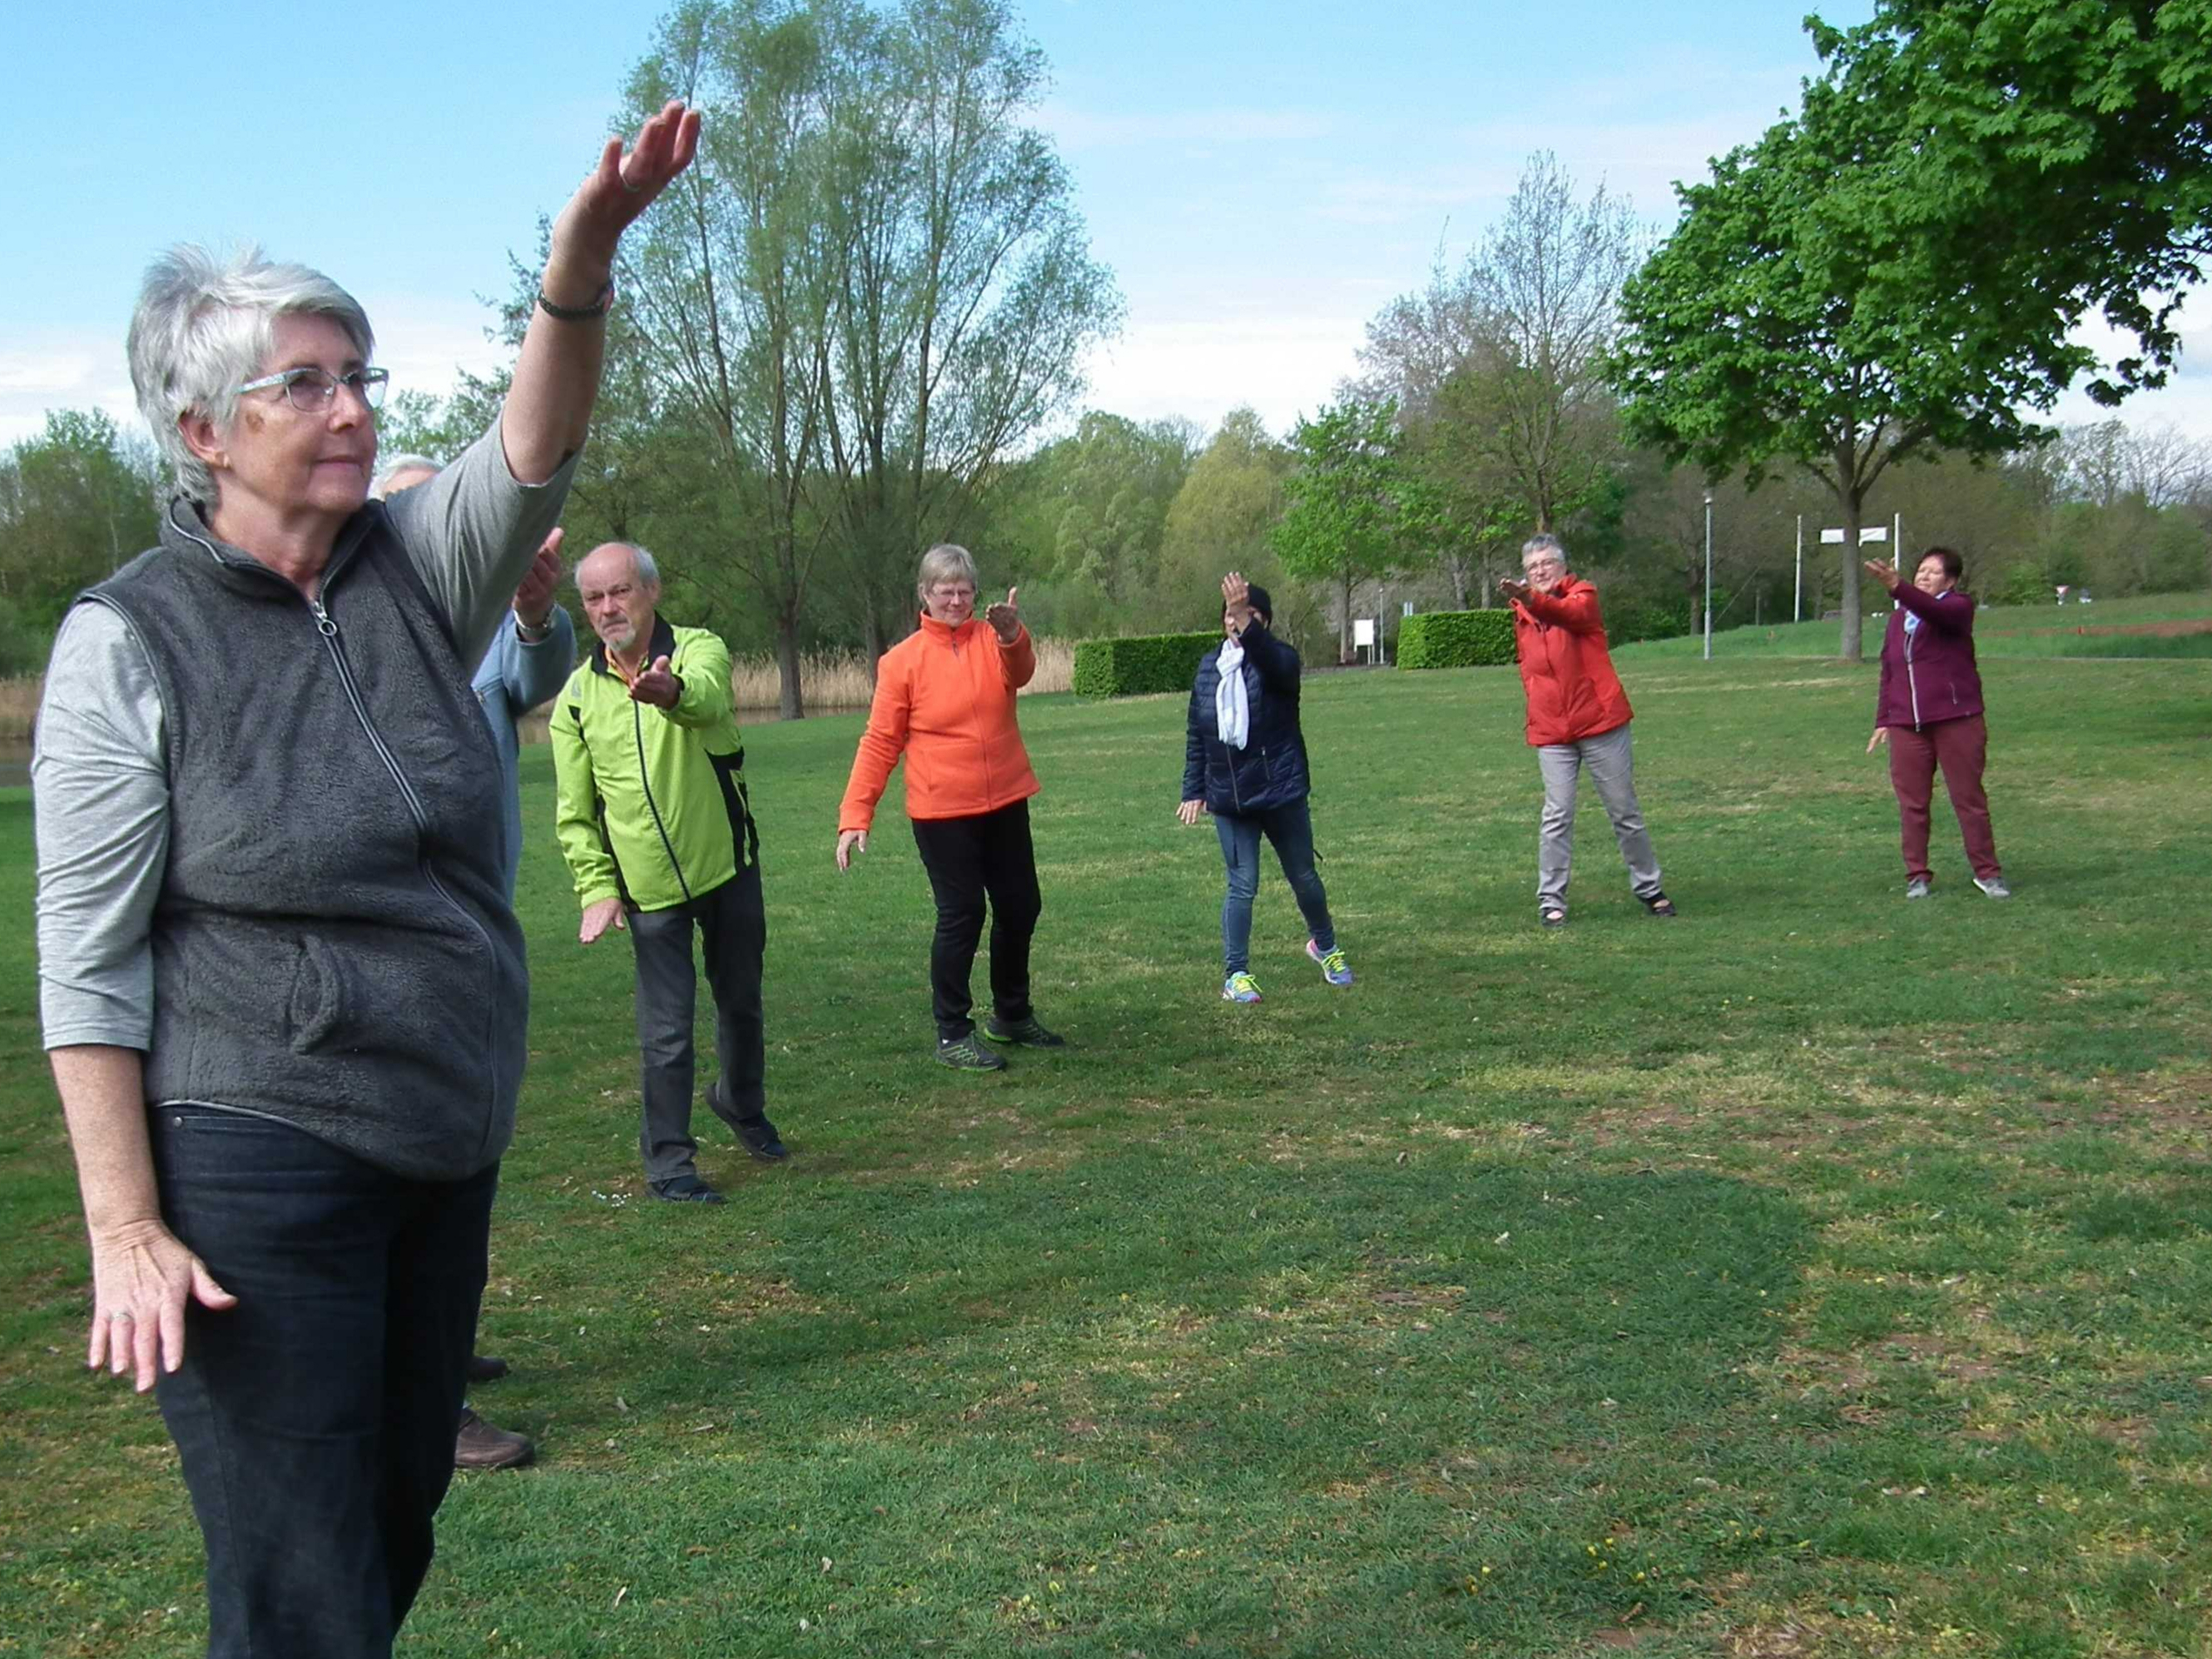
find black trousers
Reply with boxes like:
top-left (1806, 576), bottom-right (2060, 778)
top-left (910, 800), bottom-right (1042, 1041)
top-left (151, 1105), bottom-right (495, 1658)
top-left (627, 862), bottom-right (766, 1182)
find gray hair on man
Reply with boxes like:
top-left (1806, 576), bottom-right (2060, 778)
top-left (915, 543), bottom-right (979, 599)
top-left (370, 454), bottom-right (442, 500)
top-left (605, 542), bottom-right (661, 587)
top-left (126, 244), bottom-right (375, 509)
top-left (1521, 533), bottom-right (1567, 565)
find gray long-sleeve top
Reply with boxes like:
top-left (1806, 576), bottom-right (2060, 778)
top-left (34, 420), bottom-right (578, 1051)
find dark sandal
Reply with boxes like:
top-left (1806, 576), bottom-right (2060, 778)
top-left (1540, 906), bottom-right (1568, 929)
top-left (1640, 892), bottom-right (1678, 918)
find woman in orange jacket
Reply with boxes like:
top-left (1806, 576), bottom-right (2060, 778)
top-left (836, 544), bottom-right (1064, 1069)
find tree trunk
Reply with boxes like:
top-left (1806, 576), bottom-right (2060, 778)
top-left (776, 609), bottom-right (806, 722)
top-left (1447, 555), bottom-right (1470, 609)
top-left (1338, 570), bottom-right (1354, 662)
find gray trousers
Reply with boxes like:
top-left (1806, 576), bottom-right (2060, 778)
top-left (1535, 721), bottom-right (1662, 910)
top-left (628, 863), bottom-right (766, 1183)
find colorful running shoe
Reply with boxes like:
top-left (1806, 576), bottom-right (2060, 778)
top-left (1221, 971), bottom-right (1263, 1004)
top-left (1306, 940), bottom-right (1355, 987)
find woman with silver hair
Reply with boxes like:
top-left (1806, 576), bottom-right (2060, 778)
top-left (31, 103), bottom-right (698, 1657)
top-left (835, 544), bottom-right (1064, 1069)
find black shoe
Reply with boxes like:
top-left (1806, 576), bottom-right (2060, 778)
top-left (465, 1354), bottom-right (510, 1383)
top-left (649, 1173), bottom-right (726, 1204)
top-left (1639, 891), bottom-right (1679, 918)
top-left (936, 1033), bottom-right (1007, 1070)
top-left (1540, 905), bottom-right (1568, 929)
top-left (734, 1113), bottom-right (789, 1163)
top-left (983, 1014), bottom-right (1066, 1048)
top-left (710, 1080), bottom-right (789, 1162)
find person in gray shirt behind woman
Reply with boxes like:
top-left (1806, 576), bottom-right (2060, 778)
top-left (373, 455), bottom-right (574, 1472)
top-left (31, 102), bottom-right (700, 1659)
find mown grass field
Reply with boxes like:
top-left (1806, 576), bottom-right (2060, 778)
top-left (1621, 589), bottom-right (2212, 663)
top-left (3, 650), bottom-right (2209, 1657)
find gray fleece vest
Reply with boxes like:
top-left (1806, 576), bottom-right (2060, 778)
top-left (84, 499), bottom-right (527, 1180)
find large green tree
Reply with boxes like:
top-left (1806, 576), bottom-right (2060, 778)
top-left (1809, 0), bottom-right (2212, 406)
top-left (1613, 80), bottom-right (2092, 661)
top-left (1272, 398), bottom-right (1401, 663)
top-left (0, 411), bottom-right (161, 671)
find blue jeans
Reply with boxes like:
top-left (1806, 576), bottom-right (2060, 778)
top-left (1214, 798), bottom-right (1336, 976)
top-left (149, 1105), bottom-right (496, 1658)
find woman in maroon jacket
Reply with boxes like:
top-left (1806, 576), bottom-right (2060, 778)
top-left (1866, 547), bottom-right (2009, 899)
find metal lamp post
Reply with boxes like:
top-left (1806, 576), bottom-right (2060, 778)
top-left (1702, 491), bottom-right (1714, 661)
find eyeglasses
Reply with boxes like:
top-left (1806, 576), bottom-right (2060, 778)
top-left (234, 365), bottom-right (390, 413)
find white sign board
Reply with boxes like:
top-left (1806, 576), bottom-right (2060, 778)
top-left (1819, 528), bottom-right (1847, 544)
top-left (1353, 618), bottom-right (1376, 648)
top-left (1859, 526), bottom-right (1889, 544)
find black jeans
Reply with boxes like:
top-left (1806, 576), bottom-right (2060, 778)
top-left (910, 800), bottom-right (1042, 1041)
top-left (628, 862), bottom-right (767, 1182)
top-left (149, 1104), bottom-right (495, 1659)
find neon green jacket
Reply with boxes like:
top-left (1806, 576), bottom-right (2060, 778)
top-left (549, 617), bottom-right (755, 913)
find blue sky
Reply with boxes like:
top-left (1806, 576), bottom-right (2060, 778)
top-left (5, 0), bottom-right (2204, 451)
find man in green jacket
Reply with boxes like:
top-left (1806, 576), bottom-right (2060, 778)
top-left (551, 541), bottom-right (786, 1203)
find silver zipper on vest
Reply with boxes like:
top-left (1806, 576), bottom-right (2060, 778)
top-left (309, 592), bottom-right (503, 1137)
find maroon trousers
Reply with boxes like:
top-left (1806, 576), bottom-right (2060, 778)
top-left (1887, 713), bottom-right (2001, 882)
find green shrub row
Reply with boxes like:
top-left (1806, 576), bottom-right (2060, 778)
top-left (1396, 609), bottom-right (1516, 668)
top-left (1602, 599), bottom-right (1694, 644)
top-left (1072, 631), bottom-right (1222, 697)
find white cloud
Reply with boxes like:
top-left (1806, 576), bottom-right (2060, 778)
top-left (1075, 312), bottom-right (1366, 436)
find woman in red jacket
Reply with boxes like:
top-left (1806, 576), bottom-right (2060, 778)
top-left (1865, 547), bottom-right (2008, 899)
top-left (1502, 534), bottom-right (1675, 928)
top-left (836, 544), bottom-right (1064, 1069)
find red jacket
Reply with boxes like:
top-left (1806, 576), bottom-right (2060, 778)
top-left (839, 611), bottom-right (1039, 829)
top-left (1510, 576), bottom-right (1634, 746)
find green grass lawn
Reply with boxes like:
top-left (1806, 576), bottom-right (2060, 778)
top-left (4, 654), bottom-right (2210, 1657)
top-left (1620, 589), bottom-right (2212, 663)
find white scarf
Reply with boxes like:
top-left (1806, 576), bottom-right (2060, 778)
top-left (1214, 638), bottom-right (1250, 750)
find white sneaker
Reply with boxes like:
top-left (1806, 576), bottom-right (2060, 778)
top-left (1973, 876), bottom-right (2011, 899)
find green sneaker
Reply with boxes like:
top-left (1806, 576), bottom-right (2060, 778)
top-left (983, 1014), bottom-right (1066, 1048)
top-left (935, 1033), bottom-right (1006, 1070)
top-left (1221, 971), bottom-right (1262, 1005)
top-left (1305, 940), bottom-right (1355, 987)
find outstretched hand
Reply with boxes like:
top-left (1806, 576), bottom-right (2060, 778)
top-left (1221, 571), bottom-right (1256, 635)
top-left (513, 528), bottom-right (565, 627)
top-left (551, 100), bottom-right (702, 266)
top-left (1863, 558), bottom-right (1899, 589)
top-left (984, 588), bottom-right (1021, 644)
top-left (579, 896), bottom-right (627, 945)
top-left (627, 655), bottom-right (679, 708)
top-left (1499, 576), bottom-right (1532, 605)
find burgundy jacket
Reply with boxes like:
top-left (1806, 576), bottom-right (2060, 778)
top-left (1874, 583), bottom-right (1984, 730)
top-left (1510, 576), bottom-right (1634, 746)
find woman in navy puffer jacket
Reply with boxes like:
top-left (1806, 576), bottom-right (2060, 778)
top-left (1178, 573), bottom-right (1353, 1003)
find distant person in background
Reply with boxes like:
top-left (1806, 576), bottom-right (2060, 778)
top-left (551, 540), bottom-right (786, 1204)
top-left (1865, 548), bottom-right (2008, 899)
top-left (835, 544), bottom-right (1063, 1070)
top-left (1501, 533), bottom-right (1675, 928)
top-left (1178, 571), bottom-right (1352, 1003)
top-left (374, 456), bottom-right (575, 1470)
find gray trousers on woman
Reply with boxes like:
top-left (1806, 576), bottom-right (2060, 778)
top-left (1535, 721), bottom-right (1662, 911)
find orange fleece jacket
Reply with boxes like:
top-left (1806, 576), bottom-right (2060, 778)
top-left (838, 612), bottom-right (1040, 830)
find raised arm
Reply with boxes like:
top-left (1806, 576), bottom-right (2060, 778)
top-left (502, 101), bottom-right (700, 485)
top-left (1518, 581), bottom-right (1606, 635)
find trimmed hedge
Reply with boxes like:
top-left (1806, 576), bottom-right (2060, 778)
top-left (1396, 609), bottom-right (1515, 668)
top-left (1072, 631), bottom-right (1221, 698)
top-left (1603, 599), bottom-right (1694, 644)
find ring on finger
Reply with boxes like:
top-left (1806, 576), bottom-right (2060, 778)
top-left (108, 1310), bottom-right (134, 1323)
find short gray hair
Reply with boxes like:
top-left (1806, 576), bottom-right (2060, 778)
top-left (126, 244), bottom-right (375, 507)
top-left (595, 541), bottom-right (661, 587)
top-left (1521, 533), bottom-right (1567, 565)
top-left (370, 454), bottom-right (441, 499)
top-left (916, 542), bottom-right (979, 599)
